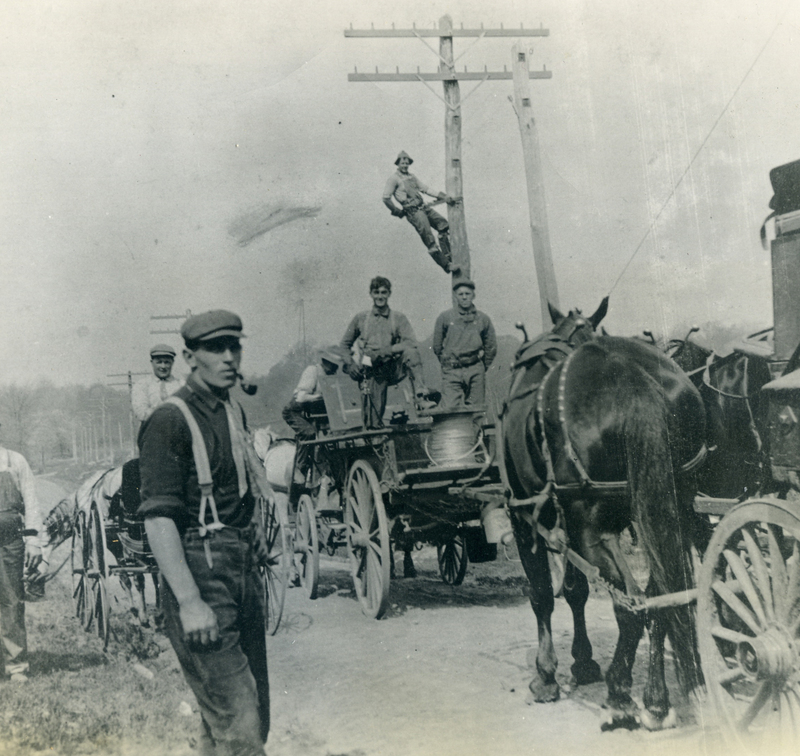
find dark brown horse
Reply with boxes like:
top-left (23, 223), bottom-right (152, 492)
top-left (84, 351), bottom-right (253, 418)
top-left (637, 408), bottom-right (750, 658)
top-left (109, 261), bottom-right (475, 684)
top-left (501, 301), bottom-right (711, 730)
top-left (668, 335), bottom-right (772, 499)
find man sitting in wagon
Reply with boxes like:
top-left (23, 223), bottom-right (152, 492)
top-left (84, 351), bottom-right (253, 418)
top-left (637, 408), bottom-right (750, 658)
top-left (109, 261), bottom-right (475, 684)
top-left (340, 276), bottom-right (435, 429)
top-left (282, 347), bottom-right (344, 482)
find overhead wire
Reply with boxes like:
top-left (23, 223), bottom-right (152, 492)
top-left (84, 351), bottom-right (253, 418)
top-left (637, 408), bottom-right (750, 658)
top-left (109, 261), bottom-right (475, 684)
top-left (607, 7), bottom-right (790, 297)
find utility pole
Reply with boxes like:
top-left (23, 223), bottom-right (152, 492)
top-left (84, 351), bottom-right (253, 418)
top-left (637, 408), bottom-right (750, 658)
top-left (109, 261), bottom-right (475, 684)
top-left (108, 370), bottom-right (149, 456)
top-left (346, 16), bottom-right (550, 287)
top-left (511, 43), bottom-right (559, 324)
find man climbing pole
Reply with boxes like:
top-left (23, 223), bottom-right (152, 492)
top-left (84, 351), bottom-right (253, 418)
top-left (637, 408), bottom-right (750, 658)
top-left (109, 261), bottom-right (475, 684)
top-left (382, 151), bottom-right (459, 274)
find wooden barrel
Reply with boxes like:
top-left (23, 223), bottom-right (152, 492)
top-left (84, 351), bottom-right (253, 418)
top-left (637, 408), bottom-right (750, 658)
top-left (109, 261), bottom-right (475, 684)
top-left (425, 408), bottom-right (483, 467)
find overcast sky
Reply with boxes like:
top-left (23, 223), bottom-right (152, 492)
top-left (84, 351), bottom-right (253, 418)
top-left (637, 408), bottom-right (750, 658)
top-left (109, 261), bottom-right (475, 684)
top-left (1, 0), bottom-right (797, 385)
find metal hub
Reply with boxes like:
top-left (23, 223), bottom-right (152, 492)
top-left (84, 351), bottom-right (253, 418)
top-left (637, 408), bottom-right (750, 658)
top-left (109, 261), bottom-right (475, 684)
top-left (737, 626), bottom-right (796, 681)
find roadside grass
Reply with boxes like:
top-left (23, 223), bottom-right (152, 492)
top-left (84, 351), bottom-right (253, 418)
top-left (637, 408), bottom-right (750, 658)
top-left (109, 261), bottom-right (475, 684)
top-left (0, 543), bottom-right (198, 756)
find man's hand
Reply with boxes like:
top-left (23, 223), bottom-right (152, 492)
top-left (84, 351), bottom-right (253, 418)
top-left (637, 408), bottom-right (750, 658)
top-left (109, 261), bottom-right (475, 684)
top-left (391, 208), bottom-right (406, 218)
top-left (25, 544), bottom-right (42, 573)
top-left (179, 595), bottom-right (220, 646)
top-left (344, 362), bottom-right (363, 381)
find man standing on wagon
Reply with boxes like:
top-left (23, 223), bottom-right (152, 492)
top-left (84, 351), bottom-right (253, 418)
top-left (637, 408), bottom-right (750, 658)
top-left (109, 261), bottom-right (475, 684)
top-left (433, 279), bottom-right (497, 410)
top-left (341, 276), bottom-right (434, 429)
top-left (138, 311), bottom-right (270, 756)
top-left (382, 151), bottom-right (459, 275)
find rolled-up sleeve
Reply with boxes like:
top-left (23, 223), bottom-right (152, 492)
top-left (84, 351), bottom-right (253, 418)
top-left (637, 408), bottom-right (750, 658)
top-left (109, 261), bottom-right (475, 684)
top-left (482, 314), bottom-right (498, 368)
top-left (137, 403), bottom-right (193, 527)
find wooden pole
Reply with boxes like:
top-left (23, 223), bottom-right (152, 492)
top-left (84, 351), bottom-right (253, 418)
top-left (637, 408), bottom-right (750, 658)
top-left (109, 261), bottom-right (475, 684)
top-left (440, 15), bottom-right (470, 289)
top-left (511, 43), bottom-right (559, 325)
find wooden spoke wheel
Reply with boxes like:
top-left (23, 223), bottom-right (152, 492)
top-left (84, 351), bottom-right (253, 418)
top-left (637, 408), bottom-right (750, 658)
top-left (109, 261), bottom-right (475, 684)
top-left (697, 498), bottom-right (800, 753)
top-left (293, 494), bottom-right (320, 600)
top-left (71, 504), bottom-right (110, 650)
top-left (260, 495), bottom-right (291, 636)
top-left (437, 533), bottom-right (468, 586)
top-left (344, 460), bottom-right (391, 619)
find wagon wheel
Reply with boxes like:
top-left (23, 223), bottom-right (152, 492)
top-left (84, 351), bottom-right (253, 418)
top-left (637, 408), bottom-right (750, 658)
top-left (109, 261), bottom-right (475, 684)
top-left (437, 533), bottom-right (468, 586)
top-left (260, 495), bottom-right (291, 636)
top-left (293, 494), bottom-right (320, 600)
top-left (344, 460), bottom-right (391, 619)
top-left (71, 505), bottom-right (110, 649)
top-left (696, 497), bottom-right (800, 753)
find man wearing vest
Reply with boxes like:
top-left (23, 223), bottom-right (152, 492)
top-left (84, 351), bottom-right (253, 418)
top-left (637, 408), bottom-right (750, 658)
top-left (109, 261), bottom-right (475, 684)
top-left (0, 424), bottom-right (43, 681)
top-left (131, 343), bottom-right (183, 423)
top-left (341, 276), bottom-right (433, 428)
top-left (138, 311), bottom-right (270, 756)
top-left (382, 151), bottom-right (459, 274)
top-left (433, 280), bottom-right (498, 410)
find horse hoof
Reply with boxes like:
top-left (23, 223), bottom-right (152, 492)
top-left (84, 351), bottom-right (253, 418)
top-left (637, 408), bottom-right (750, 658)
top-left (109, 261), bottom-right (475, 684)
top-left (599, 709), bottom-right (640, 732)
top-left (640, 707), bottom-right (678, 731)
top-left (529, 679), bottom-right (560, 703)
top-left (571, 659), bottom-right (603, 686)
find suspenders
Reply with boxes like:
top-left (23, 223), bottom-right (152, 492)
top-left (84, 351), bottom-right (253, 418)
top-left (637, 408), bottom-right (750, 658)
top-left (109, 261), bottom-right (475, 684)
top-left (164, 396), bottom-right (225, 567)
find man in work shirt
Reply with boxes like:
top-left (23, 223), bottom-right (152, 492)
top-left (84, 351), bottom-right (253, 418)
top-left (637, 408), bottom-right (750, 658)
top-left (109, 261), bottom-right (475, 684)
top-left (341, 276), bottom-right (433, 428)
top-left (138, 310), bottom-right (270, 756)
top-left (0, 424), bottom-right (44, 681)
top-left (131, 343), bottom-right (183, 422)
top-left (382, 151), bottom-right (458, 274)
top-left (282, 348), bottom-right (343, 477)
top-left (433, 280), bottom-right (498, 410)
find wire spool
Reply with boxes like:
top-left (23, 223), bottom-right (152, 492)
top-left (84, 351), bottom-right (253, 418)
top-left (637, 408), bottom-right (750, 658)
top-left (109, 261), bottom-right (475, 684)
top-left (424, 408), bottom-right (484, 467)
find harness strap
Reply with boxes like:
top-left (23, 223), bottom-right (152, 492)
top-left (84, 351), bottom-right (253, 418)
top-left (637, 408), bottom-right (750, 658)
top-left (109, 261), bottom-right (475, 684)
top-left (165, 397), bottom-right (224, 569)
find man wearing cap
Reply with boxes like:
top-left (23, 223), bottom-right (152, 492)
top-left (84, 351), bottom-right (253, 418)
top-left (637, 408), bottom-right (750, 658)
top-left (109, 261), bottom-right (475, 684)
top-left (0, 423), bottom-right (44, 681)
top-left (282, 348), bottom-right (343, 477)
top-left (138, 310), bottom-right (271, 756)
top-left (382, 151), bottom-right (458, 274)
top-left (433, 280), bottom-right (497, 410)
top-left (131, 344), bottom-right (182, 423)
top-left (341, 277), bottom-right (434, 428)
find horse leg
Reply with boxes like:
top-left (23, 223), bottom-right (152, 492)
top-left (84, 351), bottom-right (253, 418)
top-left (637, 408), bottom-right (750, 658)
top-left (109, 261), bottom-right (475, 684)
top-left (640, 594), bottom-right (677, 731)
top-left (562, 566), bottom-right (602, 686)
top-left (602, 600), bottom-right (646, 729)
top-left (515, 521), bottom-right (561, 702)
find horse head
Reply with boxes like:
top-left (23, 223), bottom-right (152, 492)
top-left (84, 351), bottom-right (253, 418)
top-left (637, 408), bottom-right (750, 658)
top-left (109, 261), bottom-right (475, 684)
top-left (547, 296), bottom-right (608, 348)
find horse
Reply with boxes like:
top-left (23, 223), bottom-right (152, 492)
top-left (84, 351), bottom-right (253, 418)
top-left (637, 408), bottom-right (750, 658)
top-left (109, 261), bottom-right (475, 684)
top-left (501, 300), bottom-right (711, 731)
top-left (667, 334), bottom-right (772, 499)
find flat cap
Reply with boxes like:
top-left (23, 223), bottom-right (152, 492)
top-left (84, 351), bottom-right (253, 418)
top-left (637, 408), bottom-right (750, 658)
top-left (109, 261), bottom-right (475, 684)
top-left (452, 279), bottom-right (475, 291)
top-left (318, 346), bottom-right (344, 365)
top-left (181, 310), bottom-right (246, 343)
top-left (150, 343), bottom-right (176, 358)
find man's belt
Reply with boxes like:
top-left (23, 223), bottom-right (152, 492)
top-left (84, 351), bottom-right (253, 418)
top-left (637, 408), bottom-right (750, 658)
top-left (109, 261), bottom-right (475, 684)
top-left (401, 201), bottom-right (424, 212)
top-left (442, 355), bottom-right (482, 369)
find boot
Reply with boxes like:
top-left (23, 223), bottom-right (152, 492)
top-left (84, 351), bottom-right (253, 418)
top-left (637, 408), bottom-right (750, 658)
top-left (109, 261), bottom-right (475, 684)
top-left (439, 234), bottom-right (460, 274)
top-left (428, 247), bottom-right (450, 273)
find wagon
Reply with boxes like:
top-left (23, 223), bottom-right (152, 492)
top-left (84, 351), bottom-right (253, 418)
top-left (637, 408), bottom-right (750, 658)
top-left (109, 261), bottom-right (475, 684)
top-left (279, 369), bottom-right (507, 620)
top-left (67, 459), bottom-right (289, 647)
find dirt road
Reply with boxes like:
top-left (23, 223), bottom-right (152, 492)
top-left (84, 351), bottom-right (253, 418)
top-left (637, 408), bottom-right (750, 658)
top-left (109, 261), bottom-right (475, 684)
top-left (3, 524), bottom-right (734, 756)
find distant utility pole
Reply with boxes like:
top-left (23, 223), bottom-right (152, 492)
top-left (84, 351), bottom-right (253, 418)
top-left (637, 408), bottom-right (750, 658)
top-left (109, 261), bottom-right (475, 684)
top-left (108, 371), bottom-right (149, 456)
top-left (150, 309), bottom-right (192, 336)
top-left (345, 15), bottom-right (551, 287)
top-left (511, 43), bottom-right (559, 324)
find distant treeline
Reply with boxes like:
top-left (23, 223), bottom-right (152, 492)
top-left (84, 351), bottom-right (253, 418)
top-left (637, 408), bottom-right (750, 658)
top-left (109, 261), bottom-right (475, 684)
top-left (1, 320), bottom-right (763, 472)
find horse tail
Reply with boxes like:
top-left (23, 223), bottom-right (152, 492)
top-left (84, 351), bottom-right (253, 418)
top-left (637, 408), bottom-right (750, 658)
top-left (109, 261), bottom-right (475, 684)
top-left (623, 369), bottom-right (703, 692)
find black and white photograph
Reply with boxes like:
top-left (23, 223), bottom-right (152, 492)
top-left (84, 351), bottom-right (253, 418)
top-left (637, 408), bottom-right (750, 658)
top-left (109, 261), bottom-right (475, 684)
top-left (1, 1), bottom-right (799, 754)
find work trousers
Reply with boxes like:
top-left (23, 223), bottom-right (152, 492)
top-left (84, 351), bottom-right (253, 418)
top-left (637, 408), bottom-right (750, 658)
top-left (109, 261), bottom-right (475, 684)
top-left (282, 399), bottom-right (325, 478)
top-left (362, 351), bottom-right (422, 428)
top-left (440, 361), bottom-right (486, 411)
top-left (0, 512), bottom-right (26, 676)
top-left (404, 205), bottom-right (449, 252)
top-left (162, 527), bottom-right (269, 756)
